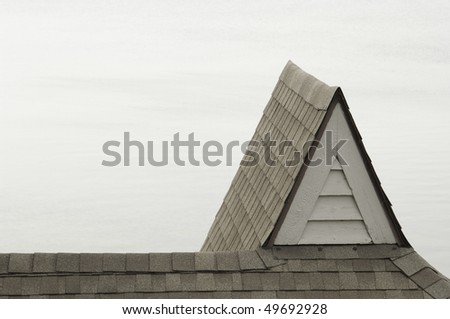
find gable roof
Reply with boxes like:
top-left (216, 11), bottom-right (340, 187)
top-left (1, 61), bottom-right (448, 299)
top-left (202, 61), bottom-right (408, 252)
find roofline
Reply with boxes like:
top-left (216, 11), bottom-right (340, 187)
top-left (266, 88), bottom-right (410, 248)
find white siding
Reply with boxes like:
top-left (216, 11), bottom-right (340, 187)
top-left (274, 102), bottom-right (398, 245)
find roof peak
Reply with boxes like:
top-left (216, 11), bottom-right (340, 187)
top-left (279, 61), bottom-right (337, 110)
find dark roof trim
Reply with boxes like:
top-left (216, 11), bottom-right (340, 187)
top-left (266, 88), bottom-right (410, 247)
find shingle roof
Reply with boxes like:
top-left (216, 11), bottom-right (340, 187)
top-left (1, 60), bottom-right (448, 299)
top-left (202, 61), bottom-right (338, 251)
top-left (0, 247), bottom-right (448, 298)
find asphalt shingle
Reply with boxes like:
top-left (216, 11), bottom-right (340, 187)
top-left (9, 254), bottom-right (33, 273)
top-left (33, 253), bottom-right (56, 273)
top-left (216, 252), bottom-right (240, 271)
top-left (410, 268), bottom-right (441, 289)
top-left (238, 251), bottom-right (266, 270)
top-left (149, 253), bottom-right (172, 272)
top-left (0, 254), bottom-right (9, 274)
top-left (172, 253), bottom-right (195, 272)
top-left (393, 252), bottom-right (430, 276)
top-left (425, 279), bottom-right (450, 299)
top-left (80, 254), bottom-right (103, 273)
top-left (56, 254), bottom-right (80, 273)
top-left (98, 275), bottom-right (117, 293)
top-left (103, 254), bottom-right (126, 272)
top-left (194, 252), bottom-right (216, 271)
top-left (126, 254), bottom-right (149, 272)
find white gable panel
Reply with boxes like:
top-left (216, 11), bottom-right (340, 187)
top-left (274, 103), bottom-right (398, 245)
top-left (310, 196), bottom-right (363, 221)
top-left (321, 170), bottom-right (352, 196)
top-left (299, 220), bottom-right (372, 244)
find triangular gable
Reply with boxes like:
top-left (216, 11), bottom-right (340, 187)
top-left (202, 61), bottom-right (409, 252)
top-left (269, 94), bottom-right (409, 246)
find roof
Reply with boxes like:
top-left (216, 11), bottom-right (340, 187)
top-left (0, 247), bottom-right (449, 298)
top-left (1, 61), bottom-right (448, 299)
top-left (202, 61), bottom-right (408, 251)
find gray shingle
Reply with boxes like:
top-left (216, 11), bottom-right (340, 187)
top-left (2, 277), bottom-right (22, 296)
top-left (180, 274), bottom-right (196, 291)
top-left (339, 272), bottom-right (358, 290)
top-left (214, 273), bottom-right (233, 291)
top-left (309, 273), bottom-right (325, 290)
top-left (371, 259), bottom-right (386, 271)
top-left (317, 259), bottom-right (337, 271)
top-left (80, 254), bottom-right (103, 273)
top-left (393, 252), bottom-right (430, 276)
top-left (126, 254), bottom-right (149, 272)
top-left (385, 260), bottom-right (400, 272)
top-left (336, 260), bottom-right (353, 272)
top-left (425, 279), bottom-right (450, 299)
top-left (323, 273), bottom-right (340, 290)
top-left (65, 276), bottom-right (81, 294)
top-left (136, 274), bottom-right (152, 292)
top-left (356, 272), bottom-right (376, 289)
top-left (33, 253), bottom-right (56, 273)
top-left (196, 273), bottom-right (215, 291)
top-left (392, 272), bottom-right (417, 289)
top-left (293, 272), bottom-right (310, 290)
top-left (103, 254), bottom-right (126, 272)
top-left (9, 254), bottom-right (33, 273)
top-left (98, 275), bottom-right (117, 293)
top-left (172, 253), bottom-right (195, 271)
top-left (410, 268), bottom-right (441, 289)
top-left (0, 254), bottom-right (9, 274)
top-left (149, 253), bottom-right (172, 272)
top-left (166, 273), bottom-right (182, 291)
top-left (256, 248), bottom-right (285, 268)
top-left (279, 273), bottom-right (296, 290)
top-left (40, 276), bottom-right (59, 295)
top-left (273, 246), bottom-right (325, 260)
top-left (323, 246), bottom-right (359, 259)
top-left (241, 273), bottom-right (262, 290)
top-left (260, 273), bottom-right (280, 291)
top-left (238, 251), bottom-right (266, 270)
top-left (375, 272), bottom-right (395, 290)
top-left (357, 245), bottom-right (412, 259)
top-left (56, 254), bottom-right (80, 272)
top-left (117, 275), bottom-right (136, 293)
top-left (21, 277), bottom-right (41, 295)
top-left (195, 252), bottom-right (216, 271)
top-left (287, 259), bottom-right (318, 272)
top-left (216, 252), bottom-right (240, 271)
top-left (80, 276), bottom-right (99, 294)
top-left (352, 259), bottom-right (373, 272)
top-left (151, 274), bottom-right (166, 292)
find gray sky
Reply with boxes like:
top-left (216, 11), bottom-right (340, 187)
top-left (1, 1), bottom-right (449, 276)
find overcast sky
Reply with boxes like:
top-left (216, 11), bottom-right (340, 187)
top-left (0, 1), bottom-right (449, 276)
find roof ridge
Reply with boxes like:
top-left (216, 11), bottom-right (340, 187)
top-left (279, 61), bottom-right (337, 110)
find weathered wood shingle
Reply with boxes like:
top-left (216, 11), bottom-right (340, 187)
top-left (202, 61), bottom-right (337, 252)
